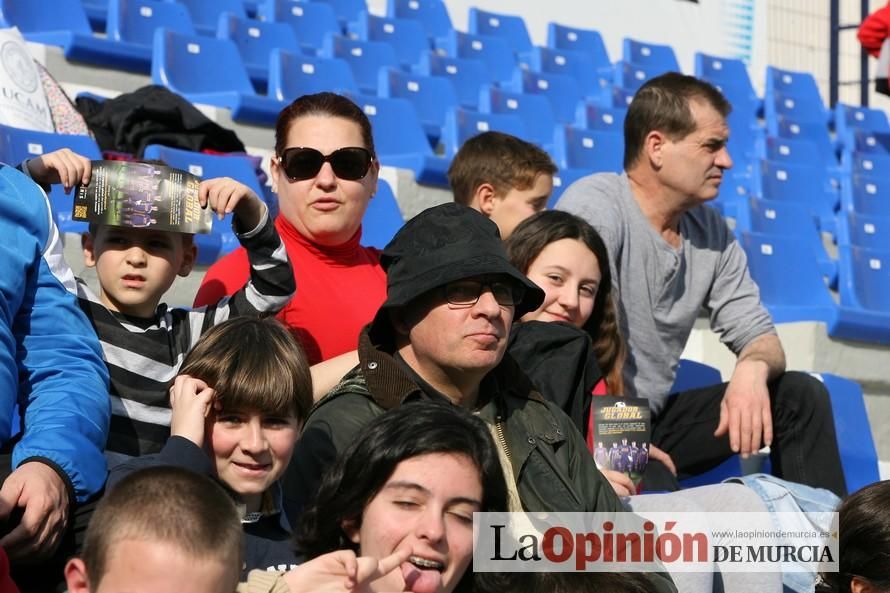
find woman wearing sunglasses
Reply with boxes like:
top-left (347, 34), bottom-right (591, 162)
top-left (195, 93), bottom-right (387, 365)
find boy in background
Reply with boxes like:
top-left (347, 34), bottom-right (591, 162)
top-left (448, 131), bottom-right (556, 239)
top-left (63, 466), bottom-right (243, 593)
top-left (24, 149), bottom-right (295, 467)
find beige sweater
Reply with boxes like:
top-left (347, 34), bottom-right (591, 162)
top-left (237, 570), bottom-right (290, 593)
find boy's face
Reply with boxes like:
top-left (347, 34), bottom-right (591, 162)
top-left (65, 539), bottom-right (239, 593)
top-left (486, 172), bottom-right (553, 239)
top-left (82, 226), bottom-right (196, 318)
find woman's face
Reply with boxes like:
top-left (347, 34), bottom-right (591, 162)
top-left (520, 238), bottom-right (601, 328)
top-left (345, 452), bottom-right (482, 593)
top-left (271, 114), bottom-right (379, 247)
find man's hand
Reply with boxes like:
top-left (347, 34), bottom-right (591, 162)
top-left (26, 149), bottom-right (92, 194)
top-left (283, 547), bottom-right (412, 593)
top-left (0, 462), bottom-right (69, 562)
top-left (199, 177), bottom-right (266, 229)
top-left (169, 375), bottom-right (217, 447)
top-left (714, 359), bottom-right (773, 458)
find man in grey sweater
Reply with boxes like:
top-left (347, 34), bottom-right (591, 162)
top-left (557, 72), bottom-right (846, 497)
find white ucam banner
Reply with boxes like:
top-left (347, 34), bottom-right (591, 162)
top-left (0, 28), bottom-right (53, 132)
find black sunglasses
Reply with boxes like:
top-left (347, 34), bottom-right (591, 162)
top-left (278, 146), bottom-right (373, 181)
top-left (444, 278), bottom-right (524, 308)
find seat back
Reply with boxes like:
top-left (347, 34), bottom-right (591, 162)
top-left (479, 85), bottom-right (557, 150)
top-left (849, 174), bottom-right (890, 218)
top-left (510, 69), bottom-right (582, 125)
top-left (108, 0), bottom-right (194, 46)
top-left (177, 0), bottom-right (246, 35)
top-left (152, 28), bottom-right (254, 95)
top-left (839, 211), bottom-right (890, 250)
top-left (269, 50), bottom-right (357, 101)
top-left (218, 13), bottom-right (299, 77)
top-left (360, 178), bottom-right (403, 249)
top-left (440, 107), bottom-right (526, 157)
top-left (547, 22), bottom-right (610, 69)
top-left (695, 52), bottom-right (755, 95)
top-left (440, 29), bottom-right (516, 84)
top-left (528, 46), bottom-right (601, 98)
top-left (622, 37), bottom-right (680, 72)
top-left (468, 7), bottom-right (532, 55)
top-left (0, 0), bottom-right (92, 34)
top-left (378, 67), bottom-right (458, 138)
top-left (143, 144), bottom-right (263, 197)
top-left (350, 11), bottom-right (429, 69)
top-left (322, 35), bottom-right (399, 95)
top-left (347, 93), bottom-right (433, 157)
top-left (313, 0), bottom-right (367, 28)
top-left (575, 103), bottom-right (626, 133)
top-left (258, 0), bottom-right (341, 52)
top-left (553, 126), bottom-right (623, 172)
top-left (764, 135), bottom-right (822, 166)
top-left (385, 0), bottom-right (452, 40)
top-left (839, 245), bottom-right (890, 312)
top-left (415, 51), bottom-right (491, 110)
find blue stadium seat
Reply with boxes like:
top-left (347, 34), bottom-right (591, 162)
top-left (83, 0), bottom-right (109, 32)
top-left (695, 52), bottom-right (756, 96)
top-left (176, 0), bottom-right (247, 36)
top-left (575, 103), bottom-right (626, 133)
top-left (347, 93), bottom-right (449, 186)
top-left (622, 37), bottom-right (680, 73)
top-left (844, 151), bottom-right (890, 179)
top-left (311, 0), bottom-right (367, 29)
top-left (268, 50), bottom-right (357, 101)
top-left (436, 29), bottom-right (516, 85)
top-left (348, 11), bottom-right (429, 69)
top-left (0, 0), bottom-right (157, 72)
top-left (835, 103), bottom-right (890, 151)
top-left (321, 35), bottom-right (399, 95)
top-left (385, 0), bottom-right (453, 41)
top-left (553, 126), bottom-right (623, 174)
top-left (257, 0), bottom-right (341, 54)
top-left (151, 28), bottom-right (285, 125)
top-left (736, 197), bottom-right (836, 286)
top-left (739, 231), bottom-right (836, 324)
top-left (837, 210), bottom-right (890, 251)
top-left (440, 107), bottom-right (527, 158)
top-left (547, 22), bottom-right (611, 71)
top-left (612, 60), bottom-right (665, 92)
top-left (527, 46), bottom-right (603, 99)
top-left (414, 52), bottom-right (492, 110)
top-left (508, 69), bottom-right (583, 126)
top-left (0, 124), bottom-right (101, 234)
top-left (468, 7), bottom-right (532, 56)
top-left (759, 160), bottom-right (838, 222)
top-left (843, 174), bottom-right (890, 218)
top-left (478, 85), bottom-right (557, 152)
top-left (106, 0), bottom-right (195, 71)
top-left (217, 13), bottom-right (300, 91)
top-left (830, 245), bottom-right (890, 343)
top-left (762, 134), bottom-right (843, 192)
top-left (765, 66), bottom-right (830, 126)
top-left (361, 178), bottom-right (402, 249)
top-left (816, 373), bottom-right (880, 493)
top-left (850, 130), bottom-right (890, 154)
top-left (377, 67), bottom-right (458, 144)
top-left (548, 167), bottom-right (589, 209)
top-left (771, 116), bottom-right (838, 167)
top-left (765, 91), bottom-right (829, 132)
top-left (610, 86), bottom-right (636, 108)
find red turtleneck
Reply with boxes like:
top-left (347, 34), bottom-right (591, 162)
top-left (195, 216), bottom-right (387, 364)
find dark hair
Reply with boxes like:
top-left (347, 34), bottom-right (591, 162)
top-left (623, 72), bottom-right (732, 170)
top-left (818, 481), bottom-right (890, 593)
top-left (81, 466), bottom-right (242, 588)
top-left (178, 317), bottom-right (313, 422)
top-left (274, 92), bottom-right (376, 159)
top-left (522, 571), bottom-right (660, 593)
top-left (505, 210), bottom-right (625, 394)
top-left (448, 131), bottom-right (556, 206)
top-left (297, 402), bottom-right (508, 592)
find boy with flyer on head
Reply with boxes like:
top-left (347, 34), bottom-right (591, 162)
top-left (20, 149), bottom-right (296, 468)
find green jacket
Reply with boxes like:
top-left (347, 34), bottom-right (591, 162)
top-left (281, 328), bottom-right (676, 593)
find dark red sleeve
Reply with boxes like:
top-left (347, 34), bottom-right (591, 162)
top-left (193, 247), bottom-right (251, 307)
top-left (859, 3), bottom-right (890, 57)
top-left (0, 548), bottom-right (20, 593)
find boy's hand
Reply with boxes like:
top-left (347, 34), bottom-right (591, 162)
top-left (199, 177), bottom-right (266, 229)
top-left (26, 149), bottom-right (92, 194)
top-left (283, 547), bottom-right (412, 593)
top-left (169, 375), bottom-right (217, 447)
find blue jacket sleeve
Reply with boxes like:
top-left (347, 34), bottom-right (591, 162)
top-left (8, 167), bottom-right (110, 503)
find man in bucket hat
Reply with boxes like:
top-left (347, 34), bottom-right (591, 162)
top-left (280, 203), bottom-right (676, 592)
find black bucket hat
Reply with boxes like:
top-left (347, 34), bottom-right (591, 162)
top-left (372, 203), bottom-right (544, 332)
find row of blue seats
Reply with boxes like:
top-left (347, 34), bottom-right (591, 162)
top-left (0, 124), bottom-right (404, 264)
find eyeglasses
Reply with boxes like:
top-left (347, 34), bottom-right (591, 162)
top-left (444, 278), bottom-right (523, 308)
top-left (278, 146), bottom-right (373, 181)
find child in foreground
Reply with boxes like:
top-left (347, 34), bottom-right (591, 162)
top-left (24, 149), bottom-right (296, 467)
top-left (108, 316), bottom-right (313, 575)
